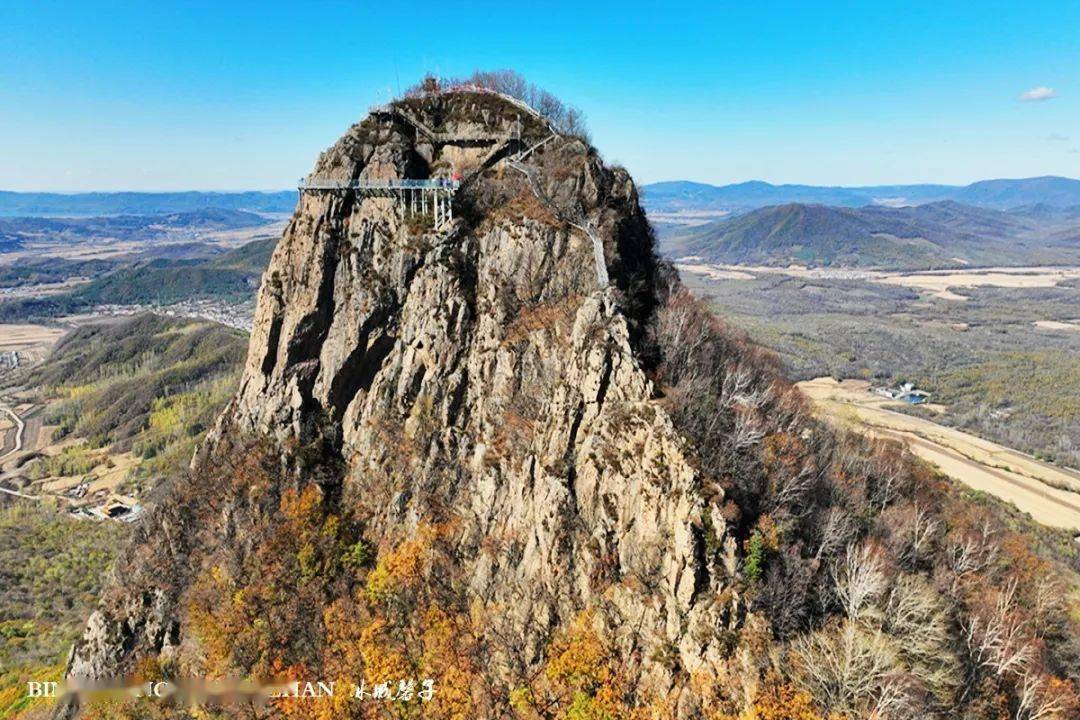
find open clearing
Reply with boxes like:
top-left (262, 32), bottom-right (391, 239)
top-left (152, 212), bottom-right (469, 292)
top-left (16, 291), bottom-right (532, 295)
top-left (798, 377), bottom-right (1080, 531)
top-left (1035, 320), bottom-right (1079, 332)
top-left (673, 262), bottom-right (755, 280)
top-left (37, 450), bottom-right (138, 496)
top-left (876, 267), bottom-right (1080, 300)
top-left (0, 323), bottom-right (66, 349)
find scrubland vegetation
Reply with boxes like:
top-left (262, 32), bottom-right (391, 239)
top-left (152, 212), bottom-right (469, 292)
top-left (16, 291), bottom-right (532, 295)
top-left (649, 280), bottom-right (1080, 718)
top-left (0, 504), bottom-right (124, 719)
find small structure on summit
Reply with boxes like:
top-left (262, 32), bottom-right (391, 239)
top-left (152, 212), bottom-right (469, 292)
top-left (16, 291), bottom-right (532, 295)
top-left (294, 80), bottom-right (608, 285)
top-left (299, 85), bottom-right (543, 231)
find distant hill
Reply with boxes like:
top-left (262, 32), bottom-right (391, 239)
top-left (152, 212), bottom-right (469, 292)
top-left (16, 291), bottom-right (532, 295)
top-left (643, 176), bottom-right (1080, 215)
top-left (0, 190), bottom-right (297, 217)
top-left (643, 180), bottom-right (950, 213)
top-left (0, 236), bottom-right (277, 322)
top-left (953, 176), bottom-right (1080, 208)
top-left (76, 235), bottom-right (276, 303)
top-left (664, 200), bottom-right (1080, 269)
top-left (73, 236), bottom-right (278, 305)
top-left (0, 208), bottom-right (271, 246)
top-left (205, 235), bottom-right (277, 273)
top-left (0, 257), bottom-right (118, 288)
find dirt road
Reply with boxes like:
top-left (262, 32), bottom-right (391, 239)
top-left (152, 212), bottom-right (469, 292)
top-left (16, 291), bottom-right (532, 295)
top-left (798, 377), bottom-right (1080, 531)
top-left (0, 405), bottom-right (24, 460)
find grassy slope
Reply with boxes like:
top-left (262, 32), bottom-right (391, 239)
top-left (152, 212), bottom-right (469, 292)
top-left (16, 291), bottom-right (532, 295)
top-left (0, 314), bottom-right (249, 718)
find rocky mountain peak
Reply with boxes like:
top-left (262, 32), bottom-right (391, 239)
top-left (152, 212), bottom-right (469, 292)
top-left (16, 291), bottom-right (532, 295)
top-left (56, 84), bottom-right (1080, 720)
top-left (230, 89), bottom-right (661, 444)
top-left (222, 86), bottom-right (712, 670)
top-left (63, 87), bottom-right (720, 712)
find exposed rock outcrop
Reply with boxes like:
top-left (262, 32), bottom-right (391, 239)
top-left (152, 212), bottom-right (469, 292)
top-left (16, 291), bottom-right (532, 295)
top-left (63, 89), bottom-right (730, 716)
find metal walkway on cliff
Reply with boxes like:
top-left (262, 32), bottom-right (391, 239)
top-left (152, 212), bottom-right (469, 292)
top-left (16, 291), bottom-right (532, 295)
top-left (506, 153), bottom-right (609, 288)
top-left (298, 178), bottom-right (460, 228)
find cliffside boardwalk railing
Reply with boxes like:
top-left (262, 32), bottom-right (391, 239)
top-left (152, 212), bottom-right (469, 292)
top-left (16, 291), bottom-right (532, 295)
top-left (298, 96), bottom-right (608, 288)
top-left (506, 154), bottom-right (609, 288)
top-left (298, 178), bottom-right (460, 229)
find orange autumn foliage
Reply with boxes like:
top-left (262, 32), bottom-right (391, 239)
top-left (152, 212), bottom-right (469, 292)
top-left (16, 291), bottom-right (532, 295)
top-left (714, 673), bottom-right (834, 720)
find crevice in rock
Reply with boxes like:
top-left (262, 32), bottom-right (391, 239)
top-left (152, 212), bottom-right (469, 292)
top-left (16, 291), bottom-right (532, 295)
top-left (564, 400), bottom-right (585, 500)
top-left (405, 362), bottom-right (427, 408)
top-left (690, 522), bottom-right (709, 603)
top-left (595, 345), bottom-right (614, 407)
top-left (446, 368), bottom-right (469, 426)
top-left (326, 322), bottom-right (397, 421)
top-left (260, 313), bottom-right (284, 376)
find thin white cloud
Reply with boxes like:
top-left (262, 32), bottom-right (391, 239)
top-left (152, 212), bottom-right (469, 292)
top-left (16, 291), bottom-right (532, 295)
top-left (1047, 133), bottom-right (1070, 142)
top-left (1019, 86), bottom-right (1057, 102)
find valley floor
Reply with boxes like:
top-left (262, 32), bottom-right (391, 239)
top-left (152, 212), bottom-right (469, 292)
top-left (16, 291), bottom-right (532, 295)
top-left (675, 261), bottom-right (1080, 470)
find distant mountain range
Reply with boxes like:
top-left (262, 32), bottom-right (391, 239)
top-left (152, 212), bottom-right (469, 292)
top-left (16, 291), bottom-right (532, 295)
top-left (0, 209), bottom-right (271, 253)
top-left (0, 190), bottom-right (297, 216)
top-left (642, 176), bottom-right (1080, 214)
top-left (6, 177), bottom-right (1077, 218)
top-left (664, 200), bottom-right (1080, 269)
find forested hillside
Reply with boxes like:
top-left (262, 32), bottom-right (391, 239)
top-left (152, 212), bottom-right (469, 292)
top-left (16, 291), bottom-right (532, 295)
top-left (1, 315), bottom-right (248, 720)
top-left (29, 315), bottom-right (246, 474)
top-left (0, 237), bottom-right (275, 322)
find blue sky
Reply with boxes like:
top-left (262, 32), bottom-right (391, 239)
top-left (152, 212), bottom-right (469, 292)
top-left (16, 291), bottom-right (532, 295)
top-left (1, 0), bottom-right (1077, 191)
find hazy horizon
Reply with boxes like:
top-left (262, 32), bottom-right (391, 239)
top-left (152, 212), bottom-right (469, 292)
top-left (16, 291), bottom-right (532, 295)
top-left (3, 175), bottom-right (1079, 196)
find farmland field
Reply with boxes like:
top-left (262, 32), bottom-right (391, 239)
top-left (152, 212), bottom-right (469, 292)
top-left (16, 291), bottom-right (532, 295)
top-left (677, 265), bottom-right (1080, 470)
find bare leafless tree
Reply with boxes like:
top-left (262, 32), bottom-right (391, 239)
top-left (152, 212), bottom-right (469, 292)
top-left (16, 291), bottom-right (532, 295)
top-left (833, 542), bottom-right (888, 621)
top-left (962, 579), bottom-right (1034, 680)
top-left (884, 574), bottom-right (961, 700)
top-left (909, 502), bottom-right (939, 563)
top-left (1015, 672), bottom-right (1068, 720)
top-left (946, 520), bottom-right (999, 594)
top-left (814, 506), bottom-right (856, 562)
top-left (793, 620), bottom-right (904, 717)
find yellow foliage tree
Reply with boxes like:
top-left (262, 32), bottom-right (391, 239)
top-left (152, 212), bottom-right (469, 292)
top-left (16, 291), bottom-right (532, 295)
top-left (714, 673), bottom-right (831, 720)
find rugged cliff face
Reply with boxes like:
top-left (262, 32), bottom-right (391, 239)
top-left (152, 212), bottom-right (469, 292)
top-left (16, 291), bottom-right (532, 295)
top-left (63, 89), bottom-right (730, 712)
top-left (224, 89), bottom-right (724, 676)
top-left (60, 87), bottom-right (1080, 720)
